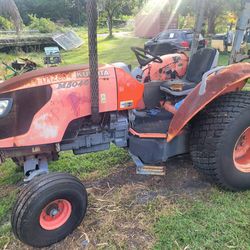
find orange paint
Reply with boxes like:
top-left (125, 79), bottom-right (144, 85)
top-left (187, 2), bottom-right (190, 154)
top-left (39, 199), bottom-right (72, 231)
top-left (167, 63), bottom-right (250, 142)
top-left (143, 53), bottom-right (188, 82)
top-left (163, 102), bottom-right (177, 114)
top-left (233, 127), bottom-right (250, 173)
top-left (115, 68), bottom-right (144, 111)
top-left (0, 65), bottom-right (118, 148)
top-left (129, 128), bottom-right (167, 139)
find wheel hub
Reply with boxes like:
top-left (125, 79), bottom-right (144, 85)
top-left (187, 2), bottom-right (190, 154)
top-left (49, 208), bottom-right (59, 217)
top-left (39, 199), bottom-right (72, 231)
top-left (233, 127), bottom-right (250, 173)
top-left (46, 204), bottom-right (60, 217)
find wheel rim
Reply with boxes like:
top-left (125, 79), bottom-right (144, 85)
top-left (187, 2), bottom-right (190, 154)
top-left (233, 127), bottom-right (250, 173)
top-left (39, 199), bottom-right (72, 231)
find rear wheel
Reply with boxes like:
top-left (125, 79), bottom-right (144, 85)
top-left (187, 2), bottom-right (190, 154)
top-left (190, 92), bottom-right (250, 191)
top-left (11, 172), bottom-right (88, 248)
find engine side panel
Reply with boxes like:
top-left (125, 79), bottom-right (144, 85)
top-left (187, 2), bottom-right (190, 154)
top-left (116, 68), bottom-right (145, 110)
top-left (61, 114), bottom-right (128, 154)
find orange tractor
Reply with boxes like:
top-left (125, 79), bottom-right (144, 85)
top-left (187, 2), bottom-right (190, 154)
top-left (1, 0), bottom-right (250, 248)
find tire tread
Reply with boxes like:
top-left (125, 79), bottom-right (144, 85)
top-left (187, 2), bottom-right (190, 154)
top-left (11, 172), bottom-right (87, 247)
top-left (190, 91), bottom-right (250, 191)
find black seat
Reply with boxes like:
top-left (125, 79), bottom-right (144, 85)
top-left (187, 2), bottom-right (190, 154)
top-left (160, 48), bottom-right (218, 96)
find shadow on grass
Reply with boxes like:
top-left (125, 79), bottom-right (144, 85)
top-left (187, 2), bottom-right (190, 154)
top-left (99, 35), bottom-right (119, 43)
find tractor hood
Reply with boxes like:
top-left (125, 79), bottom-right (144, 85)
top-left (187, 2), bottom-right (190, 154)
top-left (0, 64), bottom-right (90, 94)
top-left (0, 63), bottom-right (125, 148)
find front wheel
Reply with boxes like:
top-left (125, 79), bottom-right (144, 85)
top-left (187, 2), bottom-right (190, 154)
top-left (11, 172), bottom-right (88, 248)
top-left (190, 92), bottom-right (250, 191)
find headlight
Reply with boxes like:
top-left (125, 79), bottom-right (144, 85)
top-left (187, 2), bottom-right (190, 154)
top-left (0, 98), bottom-right (13, 117)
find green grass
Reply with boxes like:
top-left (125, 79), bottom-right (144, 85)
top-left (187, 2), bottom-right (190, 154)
top-left (0, 160), bottom-right (21, 248)
top-left (154, 190), bottom-right (250, 250)
top-left (218, 53), bottom-right (229, 66)
top-left (0, 160), bottom-right (22, 186)
top-left (0, 31), bottom-right (146, 77)
top-left (50, 145), bottom-right (130, 180)
top-left (61, 36), bottom-right (146, 67)
top-left (0, 146), bottom-right (129, 247)
top-left (0, 33), bottom-right (249, 249)
top-left (0, 193), bottom-right (16, 248)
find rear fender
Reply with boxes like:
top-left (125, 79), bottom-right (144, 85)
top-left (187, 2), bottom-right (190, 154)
top-left (167, 63), bottom-right (250, 142)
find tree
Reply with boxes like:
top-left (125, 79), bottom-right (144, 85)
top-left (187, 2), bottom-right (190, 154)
top-left (178, 0), bottom-right (240, 34)
top-left (15, 0), bottom-right (86, 26)
top-left (15, 0), bottom-right (71, 25)
top-left (0, 0), bottom-right (23, 33)
top-left (68, 0), bottom-right (86, 26)
top-left (98, 0), bottom-right (128, 37)
top-left (206, 0), bottom-right (240, 34)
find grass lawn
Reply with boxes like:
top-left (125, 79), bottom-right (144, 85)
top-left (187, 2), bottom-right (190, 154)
top-left (0, 33), bottom-right (249, 249)
top-left (0, 30), bottom-right (145, 79)
top-left (155, 191), bottom-right (250, 250)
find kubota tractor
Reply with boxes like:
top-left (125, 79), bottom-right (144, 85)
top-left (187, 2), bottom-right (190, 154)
top-left (0, 0), bottom-right (250, 248)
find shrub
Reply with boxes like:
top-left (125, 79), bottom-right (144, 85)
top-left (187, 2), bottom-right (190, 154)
top-left (0, 16), bottom-right (14, 30)
top-left (28, 14), bottom-right (57, 33)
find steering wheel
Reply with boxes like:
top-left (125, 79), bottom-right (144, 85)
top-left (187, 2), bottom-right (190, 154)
top-left (131, 47), bottom-right (163, 67)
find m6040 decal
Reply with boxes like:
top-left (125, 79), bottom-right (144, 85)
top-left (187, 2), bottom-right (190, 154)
top-left (57, 80), bottom-right (89, 89)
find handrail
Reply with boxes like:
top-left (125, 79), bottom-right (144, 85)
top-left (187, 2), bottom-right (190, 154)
top-left (199, 66), bottom-right (226, 95)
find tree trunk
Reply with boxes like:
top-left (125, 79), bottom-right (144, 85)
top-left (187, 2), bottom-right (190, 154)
top-left (76, 0), bottom-right (81, 26)
top-left (207, 14), bottom-right (217, 35)
top-left (0, 0), bottom-right (23, 34)
top-left (107, 14), bottom-right (113, 37)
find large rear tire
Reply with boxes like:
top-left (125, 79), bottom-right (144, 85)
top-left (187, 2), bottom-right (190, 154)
top-left (190, 92), bottom-right (250, 191)
top-left (11, 173), bottom-right (88, 248)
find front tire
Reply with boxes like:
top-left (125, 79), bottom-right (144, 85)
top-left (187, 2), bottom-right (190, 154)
top-left (11, 173), bottom-right (88, 248)
top-left (190, 92), bottom-right (250, 191)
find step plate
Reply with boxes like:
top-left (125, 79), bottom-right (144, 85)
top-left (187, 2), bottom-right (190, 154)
top-left (130, 152), bottom-right (165, 176)
top-left (136, 165), bottom-right (165, 176)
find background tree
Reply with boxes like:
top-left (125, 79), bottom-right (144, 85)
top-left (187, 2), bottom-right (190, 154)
top-left (0, 0), bottom-right (23, 33)
top-left (205, 0), bottom-right (227, 34)
top-left (0, 0), bottom-right (241, 36)
top-left (15, 0), bottom-right (86, 26)
top-left (178, 0), bottom-right (240, 34)
top-left (68, 0), bottom-right (86, 26)
top-left (98, 0), bottom-right (129, 37)
top-left (206, 0), bottom-right (240, 34)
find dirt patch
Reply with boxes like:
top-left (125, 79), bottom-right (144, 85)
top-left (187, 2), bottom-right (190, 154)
top-left (88, 155), bottom-right (212, 195)
top-left (0, 185), bottom-right (16, 198)
top-left (7, 156), bottom-right (213, 250)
